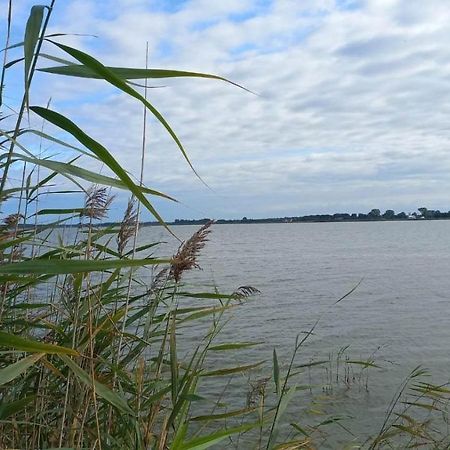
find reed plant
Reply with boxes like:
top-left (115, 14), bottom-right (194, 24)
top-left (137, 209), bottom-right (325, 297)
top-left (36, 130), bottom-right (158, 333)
top-left (1, 2), bottom-right (450, 449)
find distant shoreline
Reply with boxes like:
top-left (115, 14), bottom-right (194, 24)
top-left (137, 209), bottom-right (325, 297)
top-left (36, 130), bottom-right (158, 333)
top-left (156, 208), bottom-right (450, 226)
top-left (165, 217), bottom-right (449, 226)
top-left (22, 208), bottom-right (449, 228)
top-left (169, 218), bottom-right (448, 225)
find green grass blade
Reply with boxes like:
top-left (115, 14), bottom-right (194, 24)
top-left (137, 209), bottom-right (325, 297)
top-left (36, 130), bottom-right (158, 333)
top-left (209, 342), bottom-right (261, 351)
top-left (175, 422), bottom-right (258, 450)
top-left (0, 235), bottom-right (32, 250)
top-left (4, 57), bottom-right (24, 69)
top-left (177, 292), bottom-right (239, 300)
top-left (273, 348), bottom-right (280, 396)
top-left (24, 5), bottom-right (44, 87)
top-left (191, 407), bottom-right (256, 422)
top-left (38, 64), bottom-right (253, 93)
top-left (124, 241), bottom-right (161, 256)
top-left (290, 422), bottom-right (309, 437)
top-left (45, 41), bottom-right (204, 183)
top-left (201, 361), bottom-right (265, 377)
top-left (0, 331), bottom-right (78, 355)
top-left (345, 360), bottom-right (380, 369)
top-left (0, 275), bottom-right (37, 284)
top-left (36, 208), bottom-right (84, 215)
top-left (178, 305), bottom-right (236, 324)
top-left (11, 152), bottom-right (176, 201)
top-left (0, 353), bottom-right (44, 386)
top-left (29, 106), bottom-right (173, 227)
top-left (60, 355), bottom-right (133, 414)
top-left (401, 401), bottom-right (440, 411)
top-left (18, 128), bottom-right (99, 158)
top-left (268, 385), bottom-right (297, 449)
top-left (0, 395), bottom-right (37, 420)
top-left (0, 258), bottom-right (170, 275)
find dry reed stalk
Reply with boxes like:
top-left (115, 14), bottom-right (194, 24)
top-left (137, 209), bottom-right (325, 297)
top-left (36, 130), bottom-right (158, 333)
top-left (85, 199), bottom-right (103, 450)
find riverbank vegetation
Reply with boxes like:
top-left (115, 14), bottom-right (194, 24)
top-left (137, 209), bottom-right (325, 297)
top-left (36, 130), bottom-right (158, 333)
top-left (1, 3), bottom-right (450, 449)
top-left (171, 207), bottom-right (448, 225)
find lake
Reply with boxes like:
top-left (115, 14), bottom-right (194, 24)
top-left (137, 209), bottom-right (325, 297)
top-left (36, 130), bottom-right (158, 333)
top-left (138, 221), bottom-right (450, 445)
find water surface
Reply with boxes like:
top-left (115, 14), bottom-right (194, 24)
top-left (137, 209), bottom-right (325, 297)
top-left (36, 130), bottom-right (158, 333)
top-left (139, 221), bottom-right (450, 443)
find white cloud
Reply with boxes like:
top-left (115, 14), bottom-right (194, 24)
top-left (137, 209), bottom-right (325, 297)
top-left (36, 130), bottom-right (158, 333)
top-left (5, 0), bottom-right (450, 220)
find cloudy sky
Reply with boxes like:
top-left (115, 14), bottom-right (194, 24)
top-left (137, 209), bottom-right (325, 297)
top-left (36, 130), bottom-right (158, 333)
top-left (3, 0), bottom-right (450, 221)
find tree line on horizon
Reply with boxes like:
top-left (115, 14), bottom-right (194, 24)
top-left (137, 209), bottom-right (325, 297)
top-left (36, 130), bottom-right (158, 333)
top-left (171, 207), bottom-right (450, 225)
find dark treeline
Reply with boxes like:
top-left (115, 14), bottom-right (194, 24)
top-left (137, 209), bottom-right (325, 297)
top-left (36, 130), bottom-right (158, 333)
top-left (169, 207), bottom-right (450, 226)
top-left (31, 207), bottom-right (450, 228)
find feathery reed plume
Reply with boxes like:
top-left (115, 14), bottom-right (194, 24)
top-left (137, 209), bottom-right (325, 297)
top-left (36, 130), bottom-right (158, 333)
top-left (0, 214), bottom-right (21, 244)
top-left (150, 267), bottom-right (169, 292)
top-left (117, 197), bottom-right (138, 255)
top-left (247, 377), bottom-right (269, 407)
top-left (170, 221), bottom-right (213, 283)
top-left (3, 213), bottom-right (23, 228)
top-left (232, 285), bottom-right (261, 300)
top-left (9, 246), bottom-right (23, 261)
top-left (82, 186), bottom-right (114, 220)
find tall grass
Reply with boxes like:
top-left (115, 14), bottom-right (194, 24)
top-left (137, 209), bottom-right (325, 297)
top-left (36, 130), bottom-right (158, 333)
top-left (1, 2), bottom-right (450, 449)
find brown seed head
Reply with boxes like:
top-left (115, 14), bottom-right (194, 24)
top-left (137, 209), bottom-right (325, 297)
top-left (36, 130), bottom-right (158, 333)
top-left (117, 198), bottom-right (138, 255)
top-left (169, 221), bottom-right (213, 283)
top-left (3, 213), bottom-right (23, 228)
top-left (232, 285), bottom-right (261, 300)
top-left (82, 186), bottom-right (114, 220)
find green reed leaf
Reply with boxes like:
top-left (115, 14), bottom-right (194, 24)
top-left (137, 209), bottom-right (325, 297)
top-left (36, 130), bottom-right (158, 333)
top-left (60, 355), bottom-right (133, 414)
top-left (175, 422), bottom-right (258, 450)
top-left (11, 153), bottom-right (176, 201)
top-left (18, 128), bottom-right (98, 159)
top-left (345, 360), bottom-right (380, 368)
top-left (178, 305), bottom-right (235, 324)
top-left (36, 208), bottom-right (84, 215)
top-left (391, 424), bottom-right (425, 438)
top-left (268, 384), bottom-right (297, 448)
top-left (38, 64), bottom-right (253, 93)
top-left (273, 348), bottom-right (280, 396)
top-left (209, 342), bottom-right (261, 351)
top-left (4, 57), bottom-right (24, 69)
top-left (177, 292), bottom-right (238, 300)
top-left (124, 241), bottom-right (161, 256)
top-left (24, 5), bottom-right (44, 87)
top-left (202, 361), bottom-right (265, 377)
top-left (0, 331), bottom-right (78, 355)
top-left (29, 107), bottom-right (174, 227)
top-left (0, 353), bottom-right (43, 386)
top-left (44, 41), bottom-right (203, 183)
top-left (0, 276), bottom-right (37, 284)
top-left (401, 401), bottom-right (440, 411)
top-left (191, 407), bottom-right (255, 422)
top-left (143, 385), bottom-right (172, 407)
top-left (0, 395), bottom-right (37, 420)
top-left (0, 258), bottom-right (169, 275)
top-left (0, 235), bottom-right (32, 250)
top-left (290, 422), bottom-right (309, 437)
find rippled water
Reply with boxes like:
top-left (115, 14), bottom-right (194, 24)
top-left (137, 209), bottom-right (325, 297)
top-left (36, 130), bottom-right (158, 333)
top-left (139, 221), bottom-right (450, 444)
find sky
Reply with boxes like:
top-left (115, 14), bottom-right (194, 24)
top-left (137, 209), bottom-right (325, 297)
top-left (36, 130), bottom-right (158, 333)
top-left (2, 0), bottom-right (450, 221)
